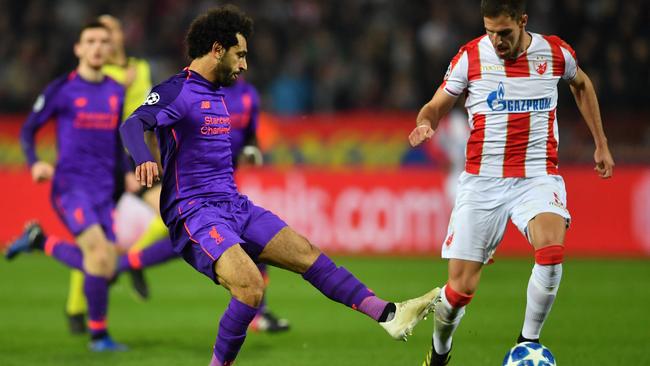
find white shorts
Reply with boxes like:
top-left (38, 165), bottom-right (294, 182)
top-left (441, 172), bottom-right (571, 263)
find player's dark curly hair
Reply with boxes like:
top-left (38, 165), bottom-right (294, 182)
top-left (481, 0), bottom-right (526, 20)
top-left (185, 4), bottom-right (254, 59)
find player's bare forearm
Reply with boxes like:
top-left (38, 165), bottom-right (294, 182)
top-left (417, 87), bottom-right (457, 129)
top-left (410, 87), bottom-right (457, 147)
top-left (569, 68), bottom-right (608, 148)
top-left (569, 68), bottom-right (615, 178)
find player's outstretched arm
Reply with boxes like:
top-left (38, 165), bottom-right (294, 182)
top-left (409, 87), bottom-right (458, 147)
top-left (568, 67), bottom-right (615, 179)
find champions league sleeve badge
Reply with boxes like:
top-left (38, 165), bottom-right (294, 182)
top-left (143, 92), bottom-right (160, 105)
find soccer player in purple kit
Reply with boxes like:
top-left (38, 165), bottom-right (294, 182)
top-left (120, 5), bottom-right (440, 365)
top-left (5, 21), bottom-right (134, 351)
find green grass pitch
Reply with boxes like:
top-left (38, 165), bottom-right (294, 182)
top-left (1, 255), bottom-right (648, 365)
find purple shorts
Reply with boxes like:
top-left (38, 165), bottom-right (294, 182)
top-left (51, 189), bottom-right (116, 242)
top-left (170, 195), bottom-right (287, 283)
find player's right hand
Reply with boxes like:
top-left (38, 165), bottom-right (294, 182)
top-left (31, 161), bottom-right (54, 183)
top-left (594, 145), bottom-right (614, 179)
top-left (135, 161), bottom-right (160, 188)
top-left (408, 125), bottom-right (435, 147)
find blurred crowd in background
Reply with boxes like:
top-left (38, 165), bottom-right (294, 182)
top-left (0, 0), bottom-right (648, 162)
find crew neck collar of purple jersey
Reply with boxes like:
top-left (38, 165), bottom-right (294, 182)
top-left (184, 68), bottom-right (226, 93)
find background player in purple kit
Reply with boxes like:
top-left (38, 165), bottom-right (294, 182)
top-left (120, 5), bottom-right (440, 365)
top-left (5, 21), bottom-right (135, 351)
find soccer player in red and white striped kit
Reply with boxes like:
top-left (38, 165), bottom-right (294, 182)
top-left (409, 0), bottom-right (615, 364)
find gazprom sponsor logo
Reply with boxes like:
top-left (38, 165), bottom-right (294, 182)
top-left (486, 83), bottom-right (506, 111)
top-left (486, 82), bottom-right (552, 112)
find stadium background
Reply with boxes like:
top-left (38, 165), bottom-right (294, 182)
top-left (0, 0), bottom-right (648, 365)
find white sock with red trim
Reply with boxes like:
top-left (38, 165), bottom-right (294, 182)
top-left (521, 262), bottom-right (563, 340)
top-left (433, 284), bottom-right (472, 355)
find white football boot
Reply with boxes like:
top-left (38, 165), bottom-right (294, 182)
top-left (380, 287), bottom-right (441, 341)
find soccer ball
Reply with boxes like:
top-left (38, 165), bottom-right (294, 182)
top-left (502, 342), bottom-right (556, 366)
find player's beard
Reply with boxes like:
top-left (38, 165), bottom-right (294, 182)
top-left (215, 63), bottom-right (237, 87)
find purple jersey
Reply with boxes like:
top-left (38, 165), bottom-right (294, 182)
top-left (222, 79), bottom-right (260, 167)
top-left (122, 69), bottom-right (239, 224)
top-left (21, 71), bottom-right (125, 203)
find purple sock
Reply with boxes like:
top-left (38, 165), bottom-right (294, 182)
top-left (256, 263), bottom-right (268, 315)
top-left (117, 255), bottom-right (130, 273)
top-left (213, 297), bottom-right (258, 365)
top-left (43, 236), bottom-right (83, 270)
top-left (84, 274), bottom-right (109, 339)
top-left (302, 254), bottom-right (381, 317)
top-left (117, 238), bottom-right (178, 272)
top-left (209, 354), bottom-right (223, 366)
top-left (357, 296), bottom-right (390, 322)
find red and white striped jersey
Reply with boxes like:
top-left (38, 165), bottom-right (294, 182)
top-left (441, 32), bottom-right (578, 177)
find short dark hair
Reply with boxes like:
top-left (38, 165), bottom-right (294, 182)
top-left (185, 4), bottom-right (254, 59)
top-left (480, 0), bottom-right (526, 20)
top-left (78, 20), bottom-right (109, 40)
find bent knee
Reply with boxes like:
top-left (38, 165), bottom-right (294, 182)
top-left (84, 253), bottom-right (116, 278)
top-left (84, 261), bottom-right (115, 278)
top-left (229, 274), bottom-right (265, 307)
top-left (528, 214), bottom-right (567, 247)
top-left (532, 235), bottom-right (565, 249)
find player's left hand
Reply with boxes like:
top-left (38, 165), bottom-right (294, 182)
top-left (594, 145), bottom-right (614, 179)
top-left (124, 172), bottom-right (141, 193)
